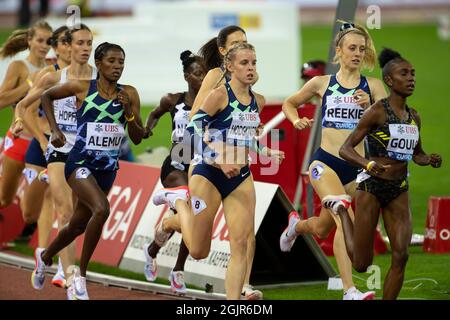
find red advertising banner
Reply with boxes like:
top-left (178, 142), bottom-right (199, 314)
top-left (29, 161), bottom-right (161, 266)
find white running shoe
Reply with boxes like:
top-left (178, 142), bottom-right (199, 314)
top-left (31, 248), bottom-right (47, 290)
top-left (52, 270), bottom-right (66, 288)
top-left (154, 210), bottom-right (174, 247)
top-left (66, 266), bottom-right (89, 300)
top-left (169, 270), bottom-right (187, 295)
top-left (279, 211), bottom-right (301, 252)
top-left (143, 242), bottom-right (158, 282)
top-left (322, 194), bottom-right (352, 214)
top-left (51, 257), bottom-right (66, 288)
top-left (343, 287), bottom-right (375, 300)
top-left (153, 186), bottom-right (189, 210)
top-left (241, 284), bottom-right (263, 300)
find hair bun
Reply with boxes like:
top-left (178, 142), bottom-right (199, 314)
top-left (378, 47), bottom-right (402, 68)
top-left (180, 50), bottom-right (193, 62)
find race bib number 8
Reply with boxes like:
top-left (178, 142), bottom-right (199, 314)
top-left (86, 122), bottom-right (125, 151)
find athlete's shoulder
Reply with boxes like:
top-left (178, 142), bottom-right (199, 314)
top-left (120, 84), bottom-right (138, 94)
top-left (305, 75), bottom-right (330, 95)
top-left (160, 92), bottom-right (183, 108)
top-left (207, 67), bottom-right (223, 77)
top-left (366, 99), bottom-right (385, 116)
top-left (204, 84), bottom-right (227, 106)
top-left (40, 69), bottom-right (61, 86)
top-left (7, 59), bottom-right (29, 77)
top-left (408, 106), bottom-right (421, 124)
top-left (366, 76), bottom-right (383, 87)
top-left (253, 92), bottom-right (265, 108)
top-left (205, 68), bottom-right (225, 86)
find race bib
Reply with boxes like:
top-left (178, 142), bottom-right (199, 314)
top-left (387, 124), bottom-right (419, 161)
top-left (4, 136), bottom-right (14, 151)
top-left (54, 96), bottom-right (77, 132)
top-left (86, 122), bottom-right (124, 151)
top-left (323, 95), bottom-right (364, 130)
top-left (356, 170), bottom-right (371, 183)
top-left (172, 110), bottom-right (190, 140)
top-left (227, 112), bottom-right (260, 146)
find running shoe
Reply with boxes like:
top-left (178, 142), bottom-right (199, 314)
top-left (143, 242), bottom-right (158, 282)
top-left (322, 194), bottom-right (352, 214)
top-left (279, 211), bottom-right (301, 252)
top-left (153, 186), bottom-right (189, 209)
top-left (169, 270), bottom-right (187, 295)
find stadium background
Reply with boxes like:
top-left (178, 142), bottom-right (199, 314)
top-left (0, 0), bottom-right (449, 299)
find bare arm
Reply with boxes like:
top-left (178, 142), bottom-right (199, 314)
top-left (143, 93), bottom-right (177, 138)
top-left (23, 99), bottom-right (48, 151)
top-left (13, 71), bottom-right (60, 135)
top-left (282, 75), bottom-right (324, 130)
top-left (339, 102), bottom-right (386, 170)
top-left (411, 108), bottom-right (442, 168)
top-left (120, 85), bottom-right (145, 145)
top-left (15, 69), bottom-right (59, 118)
top-left (190, 68), bottom-right (223, 119)
top-left (41, 80), bottom-right (86, 147)
top-left (0, 61), bottom-right (30, 110)
top-left (367, 77), bottom-right (388, 103)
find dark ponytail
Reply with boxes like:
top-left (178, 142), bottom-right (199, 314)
top-left (199, 37), bottom-right (221, 71)
top-left (198, 25), bottom-right (246, 71)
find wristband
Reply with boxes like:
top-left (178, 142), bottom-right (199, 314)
top-left (14, 117), bottom-right (23, 124)
top-left (125, 113), bottom-right (135, 122)
top-left (366, 160), bottom-right (376, 171)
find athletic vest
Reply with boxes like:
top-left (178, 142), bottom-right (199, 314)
top-left (367, 99), bottom-right (419, 161)
top-left (321, 75), bottom-right (372, 130)
top-left (50, 66), bottom-right (97, 153)
top-left (207, 82), bottom-right (260, 148)
top-left (70, 79), bottom-right (126, 171)
top-left (170, 93), bottom-right (191, 143)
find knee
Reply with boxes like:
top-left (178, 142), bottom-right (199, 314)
top-left (22, 206), bottom-right (39, 224)
top-left (92, 200), bottom-right (110, 222)
top-left (22, 213), bottom-right (37, 225)
top-left (392, 250), bottom-right (409, 269)
top-left (353, 261), bottom-right (370, 273)
top-left (0, 196), bottom-right (12, 208)
top-left (231, 236), bottom-right (248, 257)
top-left (189, 246), bottom-right (210, 260)
top-left (58, 211), bottom-right (73, 226)
top-left (68, 221), bottom-right (87, 237)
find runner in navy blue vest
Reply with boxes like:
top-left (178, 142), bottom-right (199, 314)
top-left (14, 25), bottom-right (96, 289)
top-left (280, 21), bottom-right (387, 300)
top-left (153, 43), bottom-right (284, 300)
top-left (31, 42), bottom-right (146, 300)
